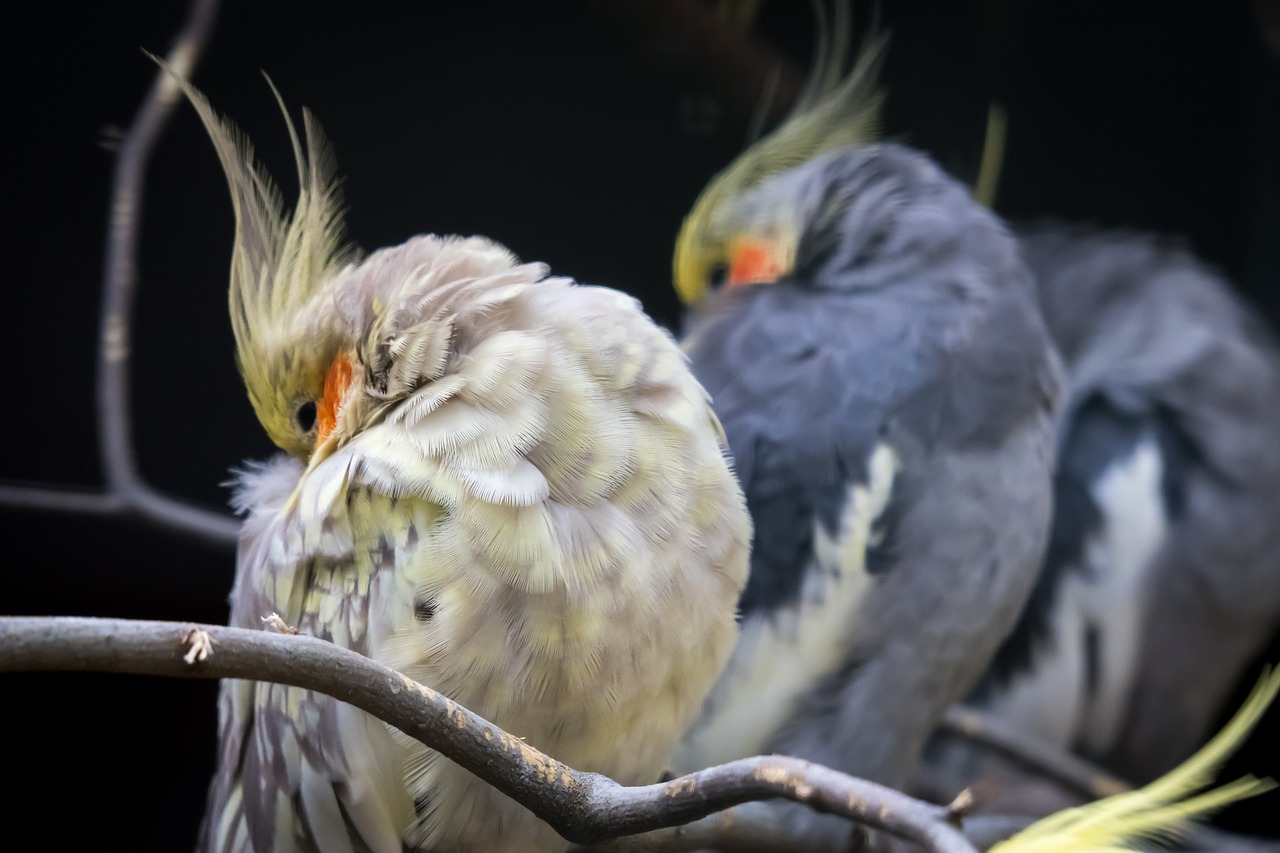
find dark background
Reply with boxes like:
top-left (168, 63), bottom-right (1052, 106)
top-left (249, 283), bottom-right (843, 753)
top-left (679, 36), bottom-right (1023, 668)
top-left (2, 0), bottom-right (1279, 847)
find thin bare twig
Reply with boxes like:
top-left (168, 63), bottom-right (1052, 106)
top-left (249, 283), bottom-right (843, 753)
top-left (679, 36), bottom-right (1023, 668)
top-left (0, 616), bottom-right (979, 853)
top-left (941, 705), bottom-right (1131, 801)
top-left (0, 0), bottom-right (238, 548)
top-left (0, 483), bottom-right (127, 515)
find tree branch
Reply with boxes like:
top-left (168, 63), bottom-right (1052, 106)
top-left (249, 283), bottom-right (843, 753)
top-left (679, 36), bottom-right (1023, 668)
top-left (937, 707), bottom-right (1280, 852)
top-left (0, 483), bottom-right (127, 516)
top-left (99, 0), bottom-right (219, 491)
top-left (589, 806), bottom-right (831, 852)
top-left (940, 705), bottom-right (1131, 801)
top-left (0, 616), bottom-right (978, 853)
top-left (0, 0), bottom-right (239, 549)
top-left (0, 482), bottom-right (240, 545)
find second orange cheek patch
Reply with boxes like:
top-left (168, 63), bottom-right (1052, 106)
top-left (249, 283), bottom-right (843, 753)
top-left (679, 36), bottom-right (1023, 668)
top-left (728, 241), bottom-right (785, 286)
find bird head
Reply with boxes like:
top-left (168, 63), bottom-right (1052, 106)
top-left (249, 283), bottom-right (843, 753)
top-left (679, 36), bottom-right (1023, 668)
top-left (162, 67), bottom-right (369, 462)
top-left (673, 6), bottom-right (888, 308)
top-left (726, 140), bottom-right (1005, 294)
top-left (162, 65), bottom-right (550, 483)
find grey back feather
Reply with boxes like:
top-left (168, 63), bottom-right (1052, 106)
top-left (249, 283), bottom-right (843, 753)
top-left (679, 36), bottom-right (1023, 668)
top-left (982, 223), bottom-right (1280, 781)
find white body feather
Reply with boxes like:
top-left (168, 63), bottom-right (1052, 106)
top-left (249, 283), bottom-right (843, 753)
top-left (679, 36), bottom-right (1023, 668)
top-left (985, 438), bottom-right (1168, 752)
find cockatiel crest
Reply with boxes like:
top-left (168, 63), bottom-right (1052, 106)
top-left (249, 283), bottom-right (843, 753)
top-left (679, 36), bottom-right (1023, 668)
top-left (165, 65), bottom-right (751, 853)
top-left (175, 72), bottom-right (356, 459)
top-left (672, 0), bottom-right (888, 306)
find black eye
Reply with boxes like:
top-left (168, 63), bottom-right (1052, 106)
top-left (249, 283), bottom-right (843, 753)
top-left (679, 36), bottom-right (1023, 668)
top-left (296, 400), bottom-right (318, 432)
top-left (708, 262), bottom-right (729, 290)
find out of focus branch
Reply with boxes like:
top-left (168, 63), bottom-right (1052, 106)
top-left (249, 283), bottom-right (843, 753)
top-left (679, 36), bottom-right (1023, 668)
top-left (938, 707), bottom-right (1279, 852)
top-left (940, 704), bottom-right (1130, 801)
top-left (0, 0), bottom-right (238, 548)
top-left (0, 616), bottom-right (979, 853)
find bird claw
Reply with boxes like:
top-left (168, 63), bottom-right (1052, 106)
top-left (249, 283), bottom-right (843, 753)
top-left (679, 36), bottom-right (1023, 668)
top-left (183, 627), bottom-right (213, 664)
top-left (945, 787), bottom-right (975, 824)
top-left (262, 612), bottom-right (300, 635)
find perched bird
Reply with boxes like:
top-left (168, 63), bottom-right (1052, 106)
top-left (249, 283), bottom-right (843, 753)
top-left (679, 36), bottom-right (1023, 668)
top-left (667, 20), bottom-right (1062, 844)
top-left (956, 225), bottom-right (1280, 786)
top-left (171, 74), bottom-right (751, 852)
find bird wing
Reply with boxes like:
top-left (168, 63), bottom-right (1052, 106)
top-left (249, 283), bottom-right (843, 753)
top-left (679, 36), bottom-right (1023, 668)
top-left (973, 225), bottom-right (1280, 780)
top-left (200, 452), bottom-right (415, 853)
top-left (677, 259), bottom-right (1056, 779)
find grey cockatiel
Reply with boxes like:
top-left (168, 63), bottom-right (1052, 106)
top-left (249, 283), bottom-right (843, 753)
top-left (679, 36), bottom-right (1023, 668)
top-left (169, 73), bottom-right (751, 852)
top-left (667, 24), bottom-right (1062, 844)
top-left (958, 224), bottom-right (1280, 788)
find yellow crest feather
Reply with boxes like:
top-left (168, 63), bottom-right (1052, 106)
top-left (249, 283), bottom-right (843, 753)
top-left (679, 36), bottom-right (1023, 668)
top-left (991, 667), bottom-right (1280, 853)
top-left (672, 0), bottom-right (889, 305)
top-left (154, 56), bottom-right (356, 455)
top-left (972, 101), bottom-right (1008, 210)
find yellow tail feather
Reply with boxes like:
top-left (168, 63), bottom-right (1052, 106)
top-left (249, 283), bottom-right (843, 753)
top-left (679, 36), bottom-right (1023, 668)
top-left (990, 667), bottom-right (1280, 853)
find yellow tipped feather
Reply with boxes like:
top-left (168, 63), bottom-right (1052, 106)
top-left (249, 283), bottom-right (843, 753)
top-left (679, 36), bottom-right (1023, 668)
top-left (672, 0), bottom-right (889, 305)
top-left (153, 55), bottom-right (356, 455)
top-left (972, 101), bottom-right (1008, 210)
top-left (991, 667), bottom-right (1280, 853)
top-left (257, 73), bottom-right (352, 324)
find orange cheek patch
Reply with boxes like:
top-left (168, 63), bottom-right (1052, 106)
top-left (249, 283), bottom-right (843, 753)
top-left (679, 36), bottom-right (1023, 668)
top-left (316, 354), bottom-right (353, 447)
top-left (728, 240), bottom-right (785, 287)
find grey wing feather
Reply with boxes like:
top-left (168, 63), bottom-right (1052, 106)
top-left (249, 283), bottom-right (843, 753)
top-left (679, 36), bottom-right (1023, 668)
top-left (686, 144), bottom-right (1058, 616)
top-left (975, 223), bottom-right (1280, 782)
top-left (1031, 224), bottom-right (1280, 780)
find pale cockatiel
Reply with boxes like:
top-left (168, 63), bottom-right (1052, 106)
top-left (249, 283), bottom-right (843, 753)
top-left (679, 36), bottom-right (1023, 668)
top-left (170, 76), bottom-right (751, 852)
top-left (666, 22), bottom-right (1061, 846)
top-left (957, 225), bottom-right (1280, 788)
